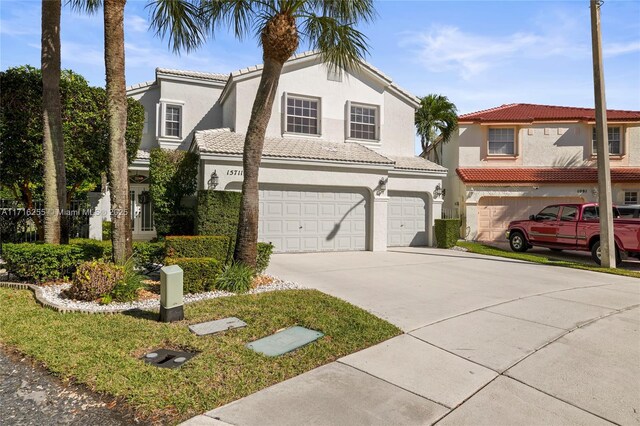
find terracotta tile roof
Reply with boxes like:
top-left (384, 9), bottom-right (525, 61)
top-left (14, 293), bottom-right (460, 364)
top-left (457, 168), bottom-right (640, 184)
top-left (459, 103), bottom-right (640, 123)
top-left (193, 129), bottom-right (394, 166)
top-left (389, 156), bottom-right (446, 172)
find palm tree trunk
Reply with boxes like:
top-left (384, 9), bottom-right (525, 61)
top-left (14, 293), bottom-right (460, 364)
top-left (104, 0), bottom-right (131, 263)
top-left (41, 0), bottom-right (67, 244)
top-left (233, 57), bottom-right (284, 268)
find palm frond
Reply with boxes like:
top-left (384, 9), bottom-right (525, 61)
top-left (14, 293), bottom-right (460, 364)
top-left (415, 94), bottom-right (458, 152)
top-left (302, 15), bottom-right (369, 73)
top-left (66, 0), bottom-right (102, 14)
top-left (199, 0), bottom-right (257, 41)
top-left (147, 0), bottom-right (206, 53)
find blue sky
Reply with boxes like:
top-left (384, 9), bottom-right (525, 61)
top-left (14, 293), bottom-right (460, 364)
top-left (1, 0), bottom-right (639, 114)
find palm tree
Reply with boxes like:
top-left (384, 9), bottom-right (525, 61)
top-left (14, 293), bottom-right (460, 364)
top-left (70, 0), bottom-right (132, 263)
top-left (41, 0), bottom-right (67, 244)
top-left (150, 0), bottom-right (376, 268)
top-left (415, 94), bottom-right (458, 162)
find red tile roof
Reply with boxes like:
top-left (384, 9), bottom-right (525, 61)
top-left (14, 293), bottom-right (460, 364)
top-left (456, 168), bottom-right (640, 184)
top-left (458, 103), bottom-right (640, 123)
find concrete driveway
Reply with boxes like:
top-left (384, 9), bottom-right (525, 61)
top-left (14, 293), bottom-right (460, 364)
top-left (193, 248), bottom-right (639, 426)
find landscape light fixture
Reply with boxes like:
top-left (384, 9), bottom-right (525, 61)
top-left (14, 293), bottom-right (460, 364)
top-left (208, 170), bottom-right (219, 190)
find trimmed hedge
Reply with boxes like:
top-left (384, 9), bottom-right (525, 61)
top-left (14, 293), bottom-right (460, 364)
top-left (165, 257), bottom-right (220, 294)
top-left (256, 242), bottom-right (274, 274)
top-left (195, 190), bottom-right (242, 238)
top-left (2, 243), bottom-right (84, 283)
top-left (435, 219), bottom-right (460, 249)
top-left (132, 241), bottom-right (165, 270)
top-left (165, 235), bottom-right (230, 262)
top-left (69, 239), bottom-right (164, 270)
top-left (70, 238), bottom-right (112, 261)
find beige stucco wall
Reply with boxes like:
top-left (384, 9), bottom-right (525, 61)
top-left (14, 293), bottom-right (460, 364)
top-left (457, 122), bottom-right (640, 168)
top-left (228, 59), bottom-right (417, 158)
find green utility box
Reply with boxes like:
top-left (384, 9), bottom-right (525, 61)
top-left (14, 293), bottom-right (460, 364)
top-left (160, 265), bottom-right (184, 322)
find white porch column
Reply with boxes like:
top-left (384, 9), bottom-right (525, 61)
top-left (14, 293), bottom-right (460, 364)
top-left (372, 196), bottom-right (388, 252)
top-left (88, 191), bottom-right (106, 240)
top-left (430, 199), bottom-right (443, 247)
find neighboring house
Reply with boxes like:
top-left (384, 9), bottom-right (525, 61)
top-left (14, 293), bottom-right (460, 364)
top-left (427, 103), bottom-right (640, 241)
top-left (102, 52), bottom-right (446, 252)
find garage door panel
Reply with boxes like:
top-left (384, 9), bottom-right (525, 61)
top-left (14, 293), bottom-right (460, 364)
top-left (259, 187), bottom-right (367, 253)
top-left (387, 192), bottom-right (428, 247)
top-left (477, 196), bottom-right (584, 241)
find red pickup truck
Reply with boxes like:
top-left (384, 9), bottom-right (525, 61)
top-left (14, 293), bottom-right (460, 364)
top-left (506, 203), bottom-right (640, 265)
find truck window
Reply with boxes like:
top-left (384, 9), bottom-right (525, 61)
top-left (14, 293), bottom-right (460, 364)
top-left (560, 206), bottom-right (578, 221)
top-left (538, 206), bottom-right (560, 221)
top-left (582, 206), bottom-right (621, 220)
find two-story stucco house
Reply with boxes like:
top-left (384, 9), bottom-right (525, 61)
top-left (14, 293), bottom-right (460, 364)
top-left (117, 51), bottom-right (446, 252)
top-left (428, 103), bottom-right (640, 241)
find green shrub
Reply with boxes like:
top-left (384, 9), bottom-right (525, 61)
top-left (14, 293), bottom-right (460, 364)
top-left (165, 257), bottom-right (220, 294)
top-left (70, 239), bottom-right (164, 270)
top-left (435, 219), bottom-right (460, 249)
top-left (215, 262), bottom-right (255, 294)
top-left (2, 243), bottom-right (84, 283)
top-left (102, 221), bottom-right (112, 241)
top-left (109, 257), bottom-right (145, 302)
top-left (165, 235), bottom-right (230, 262)
top-left (149, 149), bottom-right (198, 236)
top-left (256, 242), bottom-right (274, 274)
top-left (70, 238), bottom-right (112, 261)
top-left (132, 242), bottom-right (164, 270)
top-left (195, 190), bottom-right (242, 238)
top-left (67, 260), bottom-right (124, 301)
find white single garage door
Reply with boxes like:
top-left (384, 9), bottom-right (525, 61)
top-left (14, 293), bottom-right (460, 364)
top-left (259, 187), bottom-right (368, 253)
top-left (387, 192), bottom-right (428, 247)
top-left (477, 196), bottom-right (584, 241)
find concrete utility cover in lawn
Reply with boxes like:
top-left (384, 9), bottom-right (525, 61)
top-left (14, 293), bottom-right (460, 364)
top-left (246, 326), bottom-right (324, 357)
top-left (189, 317), bottom-right (247, 336)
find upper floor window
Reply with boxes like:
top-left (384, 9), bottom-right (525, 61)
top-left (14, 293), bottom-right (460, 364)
top-left (488, 128), bottom-right (515, 155)
top-left (592, 126), bottom-right (621, 155)
top-left (624, 191), bottom-right (638, 205)
top-left (350, 104), bottom-right (378, 141)
top-left (285, 94), bottom-right (319, 135)
top-left (165, 105), bottom-right (181, 137)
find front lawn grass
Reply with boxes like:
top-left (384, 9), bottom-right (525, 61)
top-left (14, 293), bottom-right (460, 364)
top-left (0, 288), bottom-right (400, 423)
top-left (457, 241), bottom-right (640, 279)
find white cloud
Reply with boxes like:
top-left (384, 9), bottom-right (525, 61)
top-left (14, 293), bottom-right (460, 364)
top-left (126, 15), bottom-right (148, 33)
top-left (401, 24), bottom-right (639, 80)
top-left (604, 41), bottom-right (640, 57)
top-left (400, 25), bottom-right (541, 79)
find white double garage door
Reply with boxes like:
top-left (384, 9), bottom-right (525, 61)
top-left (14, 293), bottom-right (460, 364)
top-left (258, 186), bottom-right (428, 253)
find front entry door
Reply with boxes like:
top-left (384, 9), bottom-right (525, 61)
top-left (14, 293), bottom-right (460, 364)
top-left (130, 184), bottom-right (155, 240)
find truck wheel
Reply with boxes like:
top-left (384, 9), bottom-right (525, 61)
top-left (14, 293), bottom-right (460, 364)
top-left (591, 241), bottom-right (622, 267)
top-left (509, 231), bottom-right (528, 252)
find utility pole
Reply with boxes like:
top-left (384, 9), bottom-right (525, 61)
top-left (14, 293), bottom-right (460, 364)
top-left (590, 0), bottom-right (616, 268)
